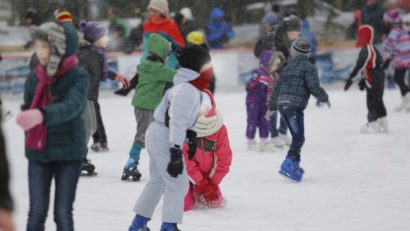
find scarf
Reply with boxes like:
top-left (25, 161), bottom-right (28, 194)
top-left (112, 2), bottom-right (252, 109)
top-left (26, 55), bottom-right (79, 152)
top-left (89, 46), bottom-right (108, 80)
top-left (190, 67), bottom-right (213, 91)
top-left (195, 110), bottom-right (224, 138)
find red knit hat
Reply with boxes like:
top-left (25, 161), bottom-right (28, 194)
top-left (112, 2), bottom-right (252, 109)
top-left (356, 25), bottom-right (374, 47)
top-left (54, 8), bottom-right (73, 23)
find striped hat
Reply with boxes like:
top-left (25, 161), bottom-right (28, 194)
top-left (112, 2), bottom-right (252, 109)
top-left (54, 9), bottom-right (73, 23)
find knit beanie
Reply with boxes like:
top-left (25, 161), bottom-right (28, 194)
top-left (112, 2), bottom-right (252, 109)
top-left (290, 37), bottom-right (311, 58)
top-left (259, 50), bottom-right (275, 68)
top-left (187, 31), bottom-right (206, 45)
top-left (176, 44), bottom-right (211, 73)
top-left (32, 22), bottom-right (79, 76)
top-left (283, 15), bottom-right (302, 32)
top-left (54, 8), bottom-right (73, 23)
top-left (148, 0), bottom-right (169, 15)
top-left (384, 8), bottom-right (402, 25)
top-left (147, 33), bottom-right (171, 59)
top-left (262, 12), bottom-right (278, 26)
top-left (79, 20), bottom-right (107, 43)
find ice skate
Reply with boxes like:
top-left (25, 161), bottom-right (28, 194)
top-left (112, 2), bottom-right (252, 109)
top-left (90, 141), bottom-right (109, 152)
top-left (271, 136), bottom-right (286, 148)
top-left (129, 214), bottom-right (150, 231)
top-left (247, 139), bottom-right (259, 151)
top-left (360, 121), bottom-right (380, 134)
top-left (121, 158), bottom-right (141, 182)
top-left (81, 159), bottom-right (97, 176)
top-left (259, 138), bottom-right (275, 152)
top-left (278, 157), bottom-right (304, 182)
top-left (160, 223), bottom-right (180, 231)
top-left (377, 117), bottom-right (389, 133)
top-left (279, 133), bottom-right (292, 146)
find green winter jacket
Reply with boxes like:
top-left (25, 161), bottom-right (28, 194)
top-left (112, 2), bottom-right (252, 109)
top-left (132, 60), bottom-right (175, 110)
top-left (23, 67), bottom-right (90, 162)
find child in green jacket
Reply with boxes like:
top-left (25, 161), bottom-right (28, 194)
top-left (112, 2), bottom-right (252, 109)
top-left (122, 33), bottom-right (175, 181)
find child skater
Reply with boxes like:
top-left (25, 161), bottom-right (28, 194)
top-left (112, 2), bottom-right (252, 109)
top-left (345, 25), bottom-right (388, 133)
top-left (183, 88), bottom-right (233, 211)
top-left (128, 44), bottom-right (212, 231)
top-left (77, 20), bottom-right (130, 176)
top-left (246, 50), bottom-right (282, 152)
top-left (121, 33), bottom-right (176, 182)
top-left (16, 21), bottom-right (89, 230)
top-left (271, 37), bottom-right (330, 182)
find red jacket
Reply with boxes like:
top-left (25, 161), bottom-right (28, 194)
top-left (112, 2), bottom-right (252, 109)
top-left (143, 17), bottom-right (185, 46)
top-left (183, 125), bottom-right (232, 186)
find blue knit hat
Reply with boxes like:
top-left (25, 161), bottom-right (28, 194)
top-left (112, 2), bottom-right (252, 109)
top-left (79, 20), bottom-right (107, 43)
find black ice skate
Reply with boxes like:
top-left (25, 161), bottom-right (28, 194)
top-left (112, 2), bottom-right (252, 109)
top-left (90, 141), bottom-right (109, 152)
top-left (121, 162), bottom-right (141, 182)
top-left (81, 159), bottom-right (97, 176)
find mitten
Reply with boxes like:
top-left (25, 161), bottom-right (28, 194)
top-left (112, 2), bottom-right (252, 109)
top-left (114, 73), bottom-right (139, 96)
top-left (203, 180), bottom-right (220, 202)
top-left (358, 78), bottom-right (366, 91)
top-left (344, 79), bottom-right (353, 91)
top-left (16, 109), bottom-right (43, 131)
top-left (167, 145), bottom-right (184, 178)
top-left (115, 74), bottom-right (130, 89)
top-left (186, 130), bottom-right (197, 160)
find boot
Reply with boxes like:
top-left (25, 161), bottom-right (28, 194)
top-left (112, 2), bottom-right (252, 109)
top-left (377, 117), bottom-right (389, 133)
top-left (271, 136), bottom-right (285, 148)
top-left (360, 121), bottom-right (380, 134)
top-left (247, 139), bottom-right (258, 151)
top-left (160, 223), bottom-right (180, 231)
top-left (129, 214), bottom-right (150, 231)
top-left (81, 159), bottom-right (97, 176)
top-left (259, 138), bottom-right (275, 152)
top-left (278, 157), bottom-right (304, 182)
top-left (279, 133), bottom-right (292, 146)
top-left (121, 159), bottom-right (142, 181)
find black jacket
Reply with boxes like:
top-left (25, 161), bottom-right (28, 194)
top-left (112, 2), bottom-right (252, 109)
top-left (78, 45), bottom-right (116, 101)
top-left (0, 105), bottom-right (13, 211)
top-left (254, 23), bottom-right (292, 59)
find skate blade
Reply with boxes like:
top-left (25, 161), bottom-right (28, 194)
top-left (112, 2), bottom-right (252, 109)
top-left (278, 170), bottom-right (302, 182)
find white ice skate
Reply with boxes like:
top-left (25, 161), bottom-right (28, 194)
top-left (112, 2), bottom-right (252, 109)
top-left (360, 121), bottom-right (381, 134)
top-left (271, 136), bottom-right (285, 148)
top-left (377, 117), bottom-right (389, 133)
top-left (259, 138), bottom-right (275, 152)
top-left (247, 139), bottom-right (259, 151)
top-left (279, 133), bottom-right (292, 146)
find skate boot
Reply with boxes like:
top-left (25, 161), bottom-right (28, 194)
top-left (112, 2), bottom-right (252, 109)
top-left (91, 141), bottom-right (109, 152)
top-left (271, 136), bottom-right (285, 148)
top-left (377, 117), bottom-right (389, 133)
top-left (259, 138), bottom-right (275, 152)
top-left (247, 139), bottom-right (259, 151)
top-left (279, 133), bottom-right (292, 146)
top-left (279, 157), bottom-right (304, 182)
top-left (121, 159), bottom-right (142, 182)
top-left (360, 121), bottom-right (380, 134)
top-left (160, 223), bottom-right (180, 231)
top-left (81, 159), bottom-right (97, 176)
top-left (129, 214), bottom-right (150, 231)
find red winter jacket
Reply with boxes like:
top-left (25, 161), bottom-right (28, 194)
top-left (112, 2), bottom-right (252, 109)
top-left (143, 17), bottom-right (185, 46)
top-left (183, 125), bottom-right (232, 186)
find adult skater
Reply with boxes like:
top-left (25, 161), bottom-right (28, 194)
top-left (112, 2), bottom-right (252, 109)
top-left (128, 44), bottom-right (212, 231)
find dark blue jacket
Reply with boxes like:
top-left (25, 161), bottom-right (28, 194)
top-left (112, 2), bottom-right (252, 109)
top-left (301, 20), bottom-right (317, 59)
top-left (205, 8), bottom-right (234, 49)
top-left (271, 56), bottom-right (328, 110)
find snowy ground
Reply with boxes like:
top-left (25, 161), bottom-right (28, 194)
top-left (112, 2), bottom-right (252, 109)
top-left (3, 86), bottom-right (410, 231)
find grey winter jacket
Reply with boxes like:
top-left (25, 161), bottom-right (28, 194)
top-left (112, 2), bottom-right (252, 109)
top-left (78, 45), bottom-right (116, 101)
top-left (153, 68), bottom-right (202, 147)
top-left (270, 55), bottom-right (328, 110)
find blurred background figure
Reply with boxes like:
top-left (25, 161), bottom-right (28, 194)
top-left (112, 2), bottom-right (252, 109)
top-left (361, 0), bottom-right (386, 44)
top-left (124, 12), bottom-right (148, 54)
top-left (179, 7), bottom-right (198, 43)
top-left (259, 11), bottom-right (278, 39)
top-left (205, 7), bottom-right (234, 49)
top-left (107, 7), bottom-right (128, 51)
top-left (346, 7), bottom-right (362, 39)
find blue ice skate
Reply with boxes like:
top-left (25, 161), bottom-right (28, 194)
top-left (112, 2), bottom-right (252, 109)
top-left (129, 214), bottom-right (150, 231)
top-left (279, 157), bottom-right (305, 182)
top-left (160, 223), bottom-right (180, 231)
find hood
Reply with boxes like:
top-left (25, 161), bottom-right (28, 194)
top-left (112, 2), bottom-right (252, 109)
top-left (210, 8), bottom-right (224, 20)
top-left (259, 50), bottom-right (274, 69)
top-left (174, 67), bottom-right (200, 85)
top-left (147, 33), bottom-right (171, 59)
top-left (356, 25), bottom-right (374, 47)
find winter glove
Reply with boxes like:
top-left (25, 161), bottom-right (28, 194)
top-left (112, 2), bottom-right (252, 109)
top-left (114, 73), bottom-right (139, 96)
top-left (186, 130), bottom-right (197, 160)
top-left (195, 178), bottom-right (219, 202)
top-left (344, 79), bottom-right (353, 91)
top-left (358, 78), bottom-right (366, 91)
top-left (167, 145), bottom-right (184, 178)
top-left (115, 74), bottom-right (130, 89)
top-left (16, 109), bottom-right (43, 131)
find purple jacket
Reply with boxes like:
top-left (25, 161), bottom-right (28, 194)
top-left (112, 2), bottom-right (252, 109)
top-left (246, 68), bottom-right (274, 109)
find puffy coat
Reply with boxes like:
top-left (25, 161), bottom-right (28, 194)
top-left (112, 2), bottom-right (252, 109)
top-left (205, 8), bottom-right (234, 49)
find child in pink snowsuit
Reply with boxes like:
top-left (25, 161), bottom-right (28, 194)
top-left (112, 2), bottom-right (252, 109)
top-left (183, 89), bottom-right (232, 211)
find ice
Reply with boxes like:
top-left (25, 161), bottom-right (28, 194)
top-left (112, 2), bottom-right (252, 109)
top-left (3, 86), bottom-right (410, 230)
